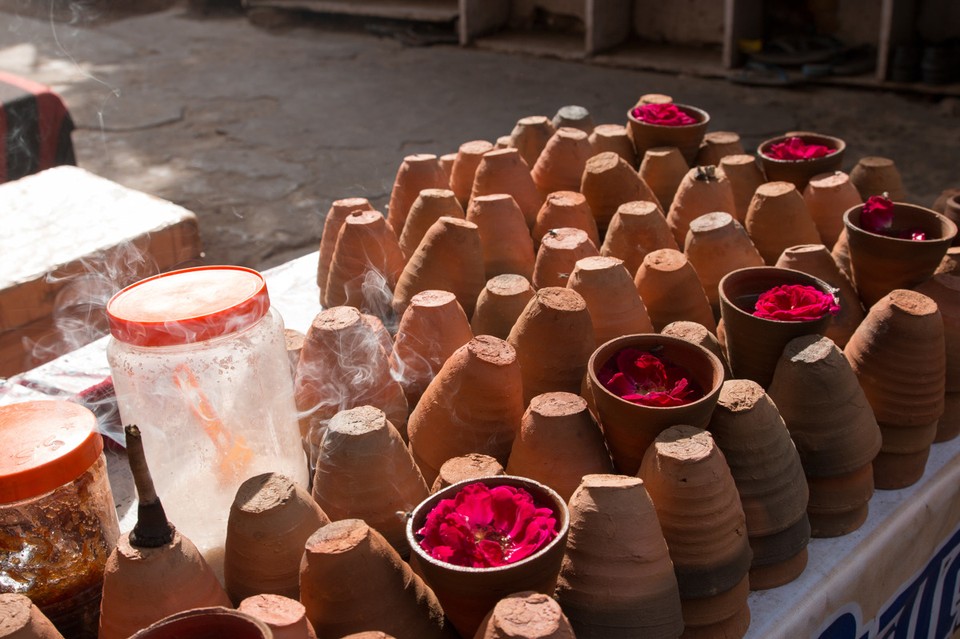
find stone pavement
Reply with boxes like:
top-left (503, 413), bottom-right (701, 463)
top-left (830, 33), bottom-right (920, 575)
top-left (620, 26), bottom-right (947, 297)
top-left (0, 1), bottom-right (957, 272)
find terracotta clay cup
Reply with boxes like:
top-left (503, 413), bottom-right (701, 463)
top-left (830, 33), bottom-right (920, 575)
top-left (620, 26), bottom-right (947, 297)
top-left (775, 244), bottom-right (865, 348)
top-left (408, 335), bottom-right (525, 485)
top-left (660, 320), bottom-right (732, 380)
top-left (581, 152), bottom-right (663, 235)
top-left (718, 266), bottom-right (837, 388)
top-left (683, 211), bottom-right (765, 318)
top-left (507, 287), bottom-right (596, 406)
top-left (583, 334), bottom-right (724, 476)
top-left (294, 306), bottom-right (408, 460)
top-left (589, 123), bottom-right (638, 168)
top-left (128, 608), bottom-right (272, 639)
top-left (768, 335), bottom-right (882, 537)
top-left (531, 127), bottom-right (594, 197)
top-left (224, 473), bottom-right (331, 604)
top-left (937, 247), bottom-right (960, 276)
top-left (626, 103), bottom-right (710, 166)
top-left (392, 216), bottom-right (486, 319)
top-left (398, 188), bottom-right (465, 260)
top-left (666, 166), bottom-right (737, 248)
top-left (239, 595), bottom-right (317, 639)
top-left (915, 274), bottom-right (960, 441)
top-left (531, 191), bottom-right (600, 250)
top-left (510, 115), bottom-right (556, 170)
top-left (324, 209), bottom-right (406, 318)
top-left (532, 227), bottom-right (599, 289)
top-left (440, 153), bottom-right (457, 183)
top-left (601, 201), bottom-right (679, 277)
top-left (385, 153), bottom-right (449, 234)
top-left (390, 289), bottom-right (473, 409)
top-left (0, 594), bottom-right (65, 639)
top-left (555, 474), bottom-right (683, 639)
top-left (340, 633), bottom-right (395, 639)
top-left (471, 274), bottom-right (535, 340)
top-left (638, 426), bottom-right (751, 638)
top-left (301, 519), bottom-right (454, 639)
top-left (635, 93), bottom-right (674, 106)
top-left (707, 379), bottom-right (810, 590)
top-left (450, 140), bottom-right (495, 208)
top-left (567, 255), bottom-right (654, 345)
top-left (634, 248), bottom-right (717, 334)
top-left (317, 197), bottom-right (374, 306)
top-left (506, 392), bottom-right (614, 502)
top-left (843, 202), bottom-right (957, 307)
top-left (943, 195), bottom-right (960, 245)
top-left (311, 406), bottom-right (430, 556)
top-left (744, 181), bottom-right (821, 266)
top-left (639, 147), bottom-right (688, 213)
top-left (284, 328), bottom-right (306, 374)
top-left (719, 154), bottom-right (765, 224)
top-left (470, 148), bottom-right (544, 229)
top-left (553, 105), bottom-right (595, 134)
top-left (803, 171), bottom-right (862, 250)
top-left (431, 453), bottom-right (505, 493)
top-left (757, 132), bottom-right (845, 191)
top-left (849, 156), bottom-right (907, 201)
top-left (695, 131), bottom-right (745, 167)
top-left (474, 591), bottom-right (576, 639)
top-left (844, 289), bottom-right (946, 489)
top-left (467, 193), bottom-right (536, 280)
top-left (405, 476), bottom-right (571, 639)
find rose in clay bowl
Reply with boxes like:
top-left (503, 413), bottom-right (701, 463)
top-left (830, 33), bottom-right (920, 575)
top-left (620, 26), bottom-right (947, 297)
top-left (758, 132), bottom-right (845, 190)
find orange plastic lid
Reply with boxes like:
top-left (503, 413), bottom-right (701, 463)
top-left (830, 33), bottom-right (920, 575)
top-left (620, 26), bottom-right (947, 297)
top-left (106, 265), bottom-right (271, 347)
top-left (0, 400), bottom-right (103, 503)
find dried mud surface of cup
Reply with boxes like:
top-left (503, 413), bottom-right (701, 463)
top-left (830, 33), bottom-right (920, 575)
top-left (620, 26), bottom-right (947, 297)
top-left (581, 152), bottom-right (662, 235)
top-left (311, 406), bottom-right (429, 555)
top-left (601, 201), bottom-right (679, 277)
top-left (430, 453), bottom-right (505, 493)
top-left (634, 248), bottom-right (717, 333)
top-left (661, 320), bottom-right (732, 379)
top-left (224, 472), bottom-right (331, 604)
top-left (744, 181), bottom-right (821, 266)
top-left (849, 156), bottom-right (907, 202)
top-left (467, 193), bottom-right (537, 280)
top-left (510, 115), bottom-right (557, 169)
top-left (507, 287), bottom-right (596, 406)
top-left (666, 166), bottom-right (737, 249)
top-left (317, 197), bottom-right (374, 305)
top-left (533, 227), bottom-right (599, 289)
top-left (474, 591), bottom-right (576, 639)
top-left (386, 154), bottom-right (449, 234)
top-left (589, 123), bottom-right (637, 168)
top-left (757, 133), bottom-right (845, 192)
top-left (843, 289), bottom-right (945, 489)
top-left (684, 211), bottom-right (764, 316)
top-left (506, 392), bottom-right (613, 502)
top-left (531, 127), bottom-right (594, 197)
top-left (626, 103), bottom-right (710, 165)
top-left (398, 188), bottom-right (465, 260)
top-left (0, 593), bottom-right (65, 639)
top-left (553, 105), bottom-right (595, 134)
top-left (556, 474), bottom-right (683, 639)
top-left (300, 519), bottom-right (452, 639)
top-left (640, 146), bottom-right (688, 214)
top-left (637, 426), bottom-right (751, 633)
top-left (567, 255), bottom-right (654, 345)
top-left (450, 140), bottom-right (494, 209)
top-left (532, 191), bottom-right (600, 250)
top-left (407, 335), bottom-right (525, 485)
top-left (393, 216), bottom-right (486, 319)
top-left (471, 274), bottom-right (536, 341)
top-left (803, 171), bottom-right (862, 250)
top-left (695, 131), bottom-right (745, 167)
top-left (238, 594), bottom-right (318, 639)
top-left (719, 154), bottom-right (765, 224)
top-left (471, 148), bottom-right (544, 228)
top-left (584, 334), bottom-right (724, 476)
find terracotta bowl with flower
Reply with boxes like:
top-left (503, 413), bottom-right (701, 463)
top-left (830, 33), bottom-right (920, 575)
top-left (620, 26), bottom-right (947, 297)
top-left (405, 475), bottom-right (570, 639)
top-left (719, 266), bottom-right (839, 389)
top-left (583, 333), bottom-right (724, 476)
top-left (843, 197), bottom-right (957, 307)
top-left (626, 102), bottom-right (710, 166)
top-left (758, 132), bottom-right (845, 191)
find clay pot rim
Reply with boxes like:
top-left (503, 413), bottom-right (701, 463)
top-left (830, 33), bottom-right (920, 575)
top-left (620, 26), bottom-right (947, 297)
top-left (586, 333), bottom-right (724, 412)
top-left (757, 132), bottom-right (846, 165)
top-left (405, 475), bottom-right (570, 575)
top-left (843, 202), bottom-right (958, 244)
top-left (719, 266), bottom-right (838, 326)
top-left (625, 103), bottom-right (711, 131)
top-left (130, 606), bottom-right (273, 639)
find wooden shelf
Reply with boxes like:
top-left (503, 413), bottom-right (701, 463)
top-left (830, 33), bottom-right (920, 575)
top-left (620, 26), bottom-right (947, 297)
top-left (244, 0), bottom-right (459, 23)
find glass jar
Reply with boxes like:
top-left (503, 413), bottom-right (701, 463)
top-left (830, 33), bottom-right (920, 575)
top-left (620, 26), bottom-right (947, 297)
top-left (105, 266), bottom-right (309, 577)
top-left (0, 400), bottom-right (121, 639)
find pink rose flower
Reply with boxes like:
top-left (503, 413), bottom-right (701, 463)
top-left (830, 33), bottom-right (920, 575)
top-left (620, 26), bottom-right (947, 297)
top-left (417, 483), bottom-right (558, 568)
top-left (597, 348), bottom-right (703, 407)
top-left (753, 284), bottom-right (840, 321)
top-left (631, 103), bottom-right (697, 127)
top-left (860, 195), bottom-right (926, 240)
top-left (764, 136), bottom-right (835, 160)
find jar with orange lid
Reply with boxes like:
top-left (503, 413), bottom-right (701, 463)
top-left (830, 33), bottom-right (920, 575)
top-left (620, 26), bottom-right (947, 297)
top-left (104, 265), bottom-right (309, 578)
top-left (0, 400), bottom-right (121, 639)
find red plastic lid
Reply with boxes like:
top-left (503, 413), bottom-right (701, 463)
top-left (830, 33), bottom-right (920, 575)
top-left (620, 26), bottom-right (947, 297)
top-left (0, 400), bottom-right (103, 503)
top-left (106, 266), bottom-right (271, 347)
